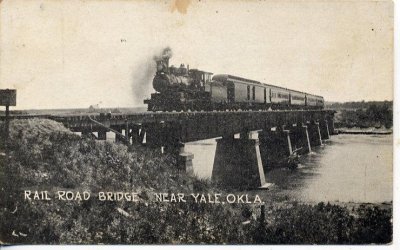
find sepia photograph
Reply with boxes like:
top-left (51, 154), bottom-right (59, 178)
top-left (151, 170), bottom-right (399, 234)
top-left (0, 0), bottom-right (395, 245)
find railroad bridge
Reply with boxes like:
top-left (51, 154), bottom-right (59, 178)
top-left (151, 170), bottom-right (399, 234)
top-left (41, 110), bottom-right (336, 189)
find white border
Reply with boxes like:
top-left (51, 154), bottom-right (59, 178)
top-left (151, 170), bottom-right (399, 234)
top-left (3, 1), bottom-right (399, 249)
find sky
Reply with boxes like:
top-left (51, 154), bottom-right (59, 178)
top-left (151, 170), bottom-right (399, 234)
top-left (0, 0), bottom-right (394, 109)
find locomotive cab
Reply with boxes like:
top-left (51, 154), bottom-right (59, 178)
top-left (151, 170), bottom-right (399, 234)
top-left (189, 69), bottom-right (213, 91)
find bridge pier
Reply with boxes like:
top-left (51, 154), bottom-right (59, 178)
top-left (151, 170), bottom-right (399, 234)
top-left (327, 117), bottom-right (336, 135)
top-left (82, 131), bottom-right (97, 139)
top-left (307, 121), bottom-right (322, 147)
top-left (240, 130), bottom-right (250, 139)
top-left (258, 128), bottom-right (294, 169)
top-left (144, 122), bottom-right (194, 174)
top-left (290, 122), bottom-right (311, 154)
top-left (124, 122), bottom-right (130, 142)
top-left (114, 127), bottom-right (124, 143)
top-left (212, 136), bottom-right (266, 189)
top-left (162, 142), bottom-right (194, 175)
top-left (319, 119), bottom-right (330, 140)
top-left (176, 143), bottom-right (194, 175)
top-left (144, 122), bottom-right (181, 149)
top-left (98, 129), bottom-right (107, 140)
top-left (144, 123), bottom-right (163, 149)
top-left (139, 126), bottom-right (145, 145)
top-left (130, 124), bottom-right (141, 144)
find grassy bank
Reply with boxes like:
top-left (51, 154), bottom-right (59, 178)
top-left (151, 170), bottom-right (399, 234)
top-left (0, 119), bottom-right (392, 244)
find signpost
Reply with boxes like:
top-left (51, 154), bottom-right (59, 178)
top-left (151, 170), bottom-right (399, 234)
top-left (0, 88), bottom-right (16, 111)
top-left (0, 89), bottom-right (16, 213)
top-left (0, 89), bottom-right (16, 140)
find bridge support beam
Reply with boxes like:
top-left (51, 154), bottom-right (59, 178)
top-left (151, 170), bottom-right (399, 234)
top-left (144, 122), bottom-right (181, 149)
top-left (82, 131), bottom-right (97, 139)
top-left (240, 130), bottom-right (250, 139)
top-left (98, 130), bottom-right (107, 140)
top-left (124, 122), bottom-right (130, 142)
top-left (212, 137), bottom-right (266, 189)
top-left (319, 120), bottom-right (330, 140)
top-left (307, 121), bottom-right (322, 147)
top-left (258, 128), bottom-right (294, 169)
top-left (290, 123), bottom-right (311, 154)
top-left (114, 127), bottom-right (124, 143)
top-left (129, 124), bottom-right (140, 144)
top-left (327, 117), bottom-right (336, 135)
top-left (139, 127), bottom-right (145, 145)
top-left (144, 123), bottom-right (163, 149)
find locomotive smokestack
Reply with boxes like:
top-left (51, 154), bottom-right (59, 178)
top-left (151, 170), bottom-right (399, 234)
top-left (161, 47), bottom-right (172, 68)
top-left (154, 47), bottom-right (173, 73)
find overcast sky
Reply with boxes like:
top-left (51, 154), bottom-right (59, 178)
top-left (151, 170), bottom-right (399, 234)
top-left (0, 0), bottom-right (393, 109)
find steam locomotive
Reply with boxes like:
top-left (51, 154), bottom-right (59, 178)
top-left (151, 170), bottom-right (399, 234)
top-left (144, 56), bottom-right (324, 111)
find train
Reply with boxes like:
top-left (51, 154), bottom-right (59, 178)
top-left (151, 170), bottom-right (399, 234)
top-left (144, 55), bottom-right (324, 111)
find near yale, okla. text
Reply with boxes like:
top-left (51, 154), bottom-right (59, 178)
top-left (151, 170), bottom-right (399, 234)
top-left (23, 190), bottom-right (264, 204)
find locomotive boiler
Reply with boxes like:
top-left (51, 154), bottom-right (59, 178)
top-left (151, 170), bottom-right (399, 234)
top-left (144, 55), bottom-right (324, 111)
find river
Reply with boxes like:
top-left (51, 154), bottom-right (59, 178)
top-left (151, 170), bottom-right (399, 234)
top-left (186, 133), bottom-right (393, 203)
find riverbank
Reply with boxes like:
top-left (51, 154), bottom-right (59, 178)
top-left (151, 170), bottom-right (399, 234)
top-left (0, 119), bottom-right (392, 244)
top-left (336, 127), bottom-right (392, 135)
top-left (332, 102), bottom-right (392, 129)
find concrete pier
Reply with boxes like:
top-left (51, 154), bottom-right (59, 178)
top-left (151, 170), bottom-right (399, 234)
top-left (290, 123), bottom-right (311, 154)
top-left (177, 152), bottom-right (194, 174)
top-left (212, 137), bottom-right (266, 189)
top-left (258, 128), bottom-right (294, 169)
top-left (319, 119), bottom-right (330, 140)
top-left (307, 121), bottom-right (322, 147)
top-left (177, 144), bottom-right (194, 175)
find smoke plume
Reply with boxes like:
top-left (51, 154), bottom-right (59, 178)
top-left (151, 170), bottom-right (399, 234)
top-left (131, 47), bottom-right (173, 105)
top-left (153, 47), bottom-right (173, 61)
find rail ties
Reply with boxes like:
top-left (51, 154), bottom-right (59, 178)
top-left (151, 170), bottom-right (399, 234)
top-left (1, 110), bottom-right (335, 127)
